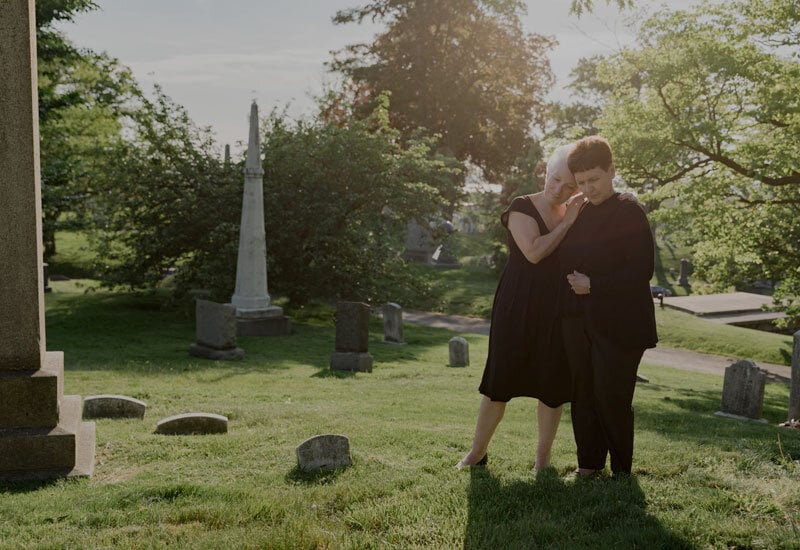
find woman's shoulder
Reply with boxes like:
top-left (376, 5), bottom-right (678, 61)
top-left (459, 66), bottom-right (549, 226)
top-left (508, 193), bottom-right (541, 212)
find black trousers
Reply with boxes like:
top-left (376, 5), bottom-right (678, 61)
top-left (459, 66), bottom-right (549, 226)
top-left (561, 315), bottom-right (645, 474)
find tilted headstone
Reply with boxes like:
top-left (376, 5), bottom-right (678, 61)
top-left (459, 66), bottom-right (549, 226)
top-left (0, 1), bottom-right (95, 480)
top-left (82, 395), bottom-right (147, 420)
top-left (155, 413), bottom-right (228, 435)
top-left (296, 434), bottom-right (352, 472)
top-left (790, 330), bottom-right (800, 421)
top-left (679, 259), bottom-right (690, 286)
top-left (330, 302), bottom-right (373, 372)
top-left (720, 359), bottom-right (766, 419)
top-left (449, 337), bottom-right (469, 367)
top-left (383, 302), bottom-right (404, 344)
top-left (189, 300), bottom-right (245, 360)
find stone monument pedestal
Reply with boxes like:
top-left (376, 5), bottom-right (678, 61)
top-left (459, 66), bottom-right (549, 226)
top-left (0, 353), bottom-right (95, 480)
top-left (236, 306), bottom-right (292, 337)
top-left (330, 351), bottom-right (374, 372)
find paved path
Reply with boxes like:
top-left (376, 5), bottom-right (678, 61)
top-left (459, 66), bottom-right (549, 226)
top-left (404, 310), bottom-right (790, 384)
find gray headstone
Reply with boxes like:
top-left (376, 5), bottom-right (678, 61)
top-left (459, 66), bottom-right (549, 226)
top-left (83, 395), bottom-right (146, 419)
top-left (335, 302), bottom-right (370, 352)
top-left (404, 220), bottom-right (436, 263)
top-left (155, 413), bottom-right (228, 435)
top-left (296, 434), bottom-right (352, 471)
top-left (679, 259), bottom-right (690, 286)
top-left (330, 351), bottom-right (373, 372)
top-left (449, 337), bottom-right (469, 367)
top-left (195, 299), bottom-right (238, 349)
top-left (721, 359), bottom-right (765, 419)
top-left (790, 330), bottom-right (800, 421)
top-left (188, 343), bottom-right (245, 361)
top-left (383, 302), bottom-right (404, 344)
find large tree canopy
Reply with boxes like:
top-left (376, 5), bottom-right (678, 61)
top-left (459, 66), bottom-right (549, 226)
top-left (330, 0), bottom-right (554, 182)
top-left (591, 0), bottom-right (800, 324)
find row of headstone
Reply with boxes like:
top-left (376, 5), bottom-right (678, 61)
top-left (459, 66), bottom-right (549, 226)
top-left (81, 394), bottom-right (228, 434)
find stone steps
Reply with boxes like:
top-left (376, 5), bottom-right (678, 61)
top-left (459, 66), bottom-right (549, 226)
top-left (0, 394), bottom-right (96, 479)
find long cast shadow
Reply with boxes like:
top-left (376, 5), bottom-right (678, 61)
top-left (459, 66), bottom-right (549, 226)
top-left (464, 468), bottom-right (690, 549)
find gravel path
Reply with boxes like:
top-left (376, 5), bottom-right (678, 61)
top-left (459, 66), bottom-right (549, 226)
top-left (404, 310), bottom-right (790, 384)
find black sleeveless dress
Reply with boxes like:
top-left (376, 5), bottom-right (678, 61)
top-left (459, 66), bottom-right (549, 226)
top-left (478, 196), bottom-right (570, 406)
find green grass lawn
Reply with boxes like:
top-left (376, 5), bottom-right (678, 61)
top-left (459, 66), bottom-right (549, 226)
top-left (1, 284), bottom-right (798, 548)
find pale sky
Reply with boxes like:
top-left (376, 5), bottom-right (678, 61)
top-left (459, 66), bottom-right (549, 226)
top-left (57, 0), bottom-right (700, 152)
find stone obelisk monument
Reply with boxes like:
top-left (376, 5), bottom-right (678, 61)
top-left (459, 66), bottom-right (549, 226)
top-left (231, 102), bottom-right (291, 336)
top-left (0, 0), bottom-right (95, 479)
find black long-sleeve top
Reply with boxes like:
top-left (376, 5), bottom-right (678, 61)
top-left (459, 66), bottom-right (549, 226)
top-left (559, 193), bottom-right (658, 350)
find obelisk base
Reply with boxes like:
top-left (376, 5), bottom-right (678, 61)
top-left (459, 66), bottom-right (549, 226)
top-left (236, 306), bottom-right (292, 337)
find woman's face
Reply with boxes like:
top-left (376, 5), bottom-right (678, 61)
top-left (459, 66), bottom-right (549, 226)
top-left (544, 159), bottom-right (578, 204)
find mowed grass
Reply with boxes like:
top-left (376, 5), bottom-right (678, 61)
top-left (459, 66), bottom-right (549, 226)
top-left (0, 284), bottom-right (798, 548)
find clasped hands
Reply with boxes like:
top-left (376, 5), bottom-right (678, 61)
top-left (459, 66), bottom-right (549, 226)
top-left (567, 270), bottom-right (590, 295)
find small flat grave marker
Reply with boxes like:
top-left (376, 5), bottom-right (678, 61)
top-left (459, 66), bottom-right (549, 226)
top-left (82, 395), bottom-right (146, 419)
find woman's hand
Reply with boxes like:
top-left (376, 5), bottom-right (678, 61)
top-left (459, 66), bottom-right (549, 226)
top-left (564, 193), bottom-right (585, 225)
top-left (567, 270), bottom-right (591, 295)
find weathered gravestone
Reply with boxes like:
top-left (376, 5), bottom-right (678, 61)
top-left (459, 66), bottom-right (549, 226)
top-left (83, 395), bottom-right (146, 420)
top-left (231, 101), bottom-right (291, 337)
top-left (330, 302), bottom-right (373, 372)
top-left (717, 359), bottom-right (766, 420)
top-left (679, 259), bottom-right (690, 286)
top-left (449, 337), bottom-right (469, 367)
top-left (0, 0), bottom-right (95, 480)
top-left (790, 330), bottom-right (800, 422)
top-left (383, 302), bottom-right (405, 344)
top-left (155, 413), bottom-right (228, 435)
top-left (404, 220), bottom-right (437, 263)
top-left (189, 300), bottom-right (245, 360)
top-left (296, 434), bottom-right (352, 472)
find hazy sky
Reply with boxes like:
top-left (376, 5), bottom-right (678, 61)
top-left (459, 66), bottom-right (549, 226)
top-left (57, 1), bottom-right (699, 151)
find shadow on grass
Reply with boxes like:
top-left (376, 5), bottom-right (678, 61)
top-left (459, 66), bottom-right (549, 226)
top-left (633, 384), bottom-right (800, 460)
top-left (311, 368), bottom-right (357, 379)
top-left (0, 477), bottom-right (67, 495)
top-left (285, 465), bottom-right (348, 486)
top-left (464, 468), bottom-right (690, 548)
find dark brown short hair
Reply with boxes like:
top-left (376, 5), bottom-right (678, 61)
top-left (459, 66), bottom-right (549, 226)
top-left (567, 135), bottom-right (613, 173)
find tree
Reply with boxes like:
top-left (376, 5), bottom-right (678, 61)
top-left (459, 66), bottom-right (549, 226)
top-left (590, 0), bottom-right (800, 324)
top-left (36, 0), bottom-right (138, 257)
top-left (569, 0), bottom-right (632, 16)
top-left (90, 87), bottom-right (242, 298)
top-left (93, 93), bottom-right (463, 305)
top-left (330, 0), bottom-right (554, 182)
top-left (263, 96), bottom-right (464, 303)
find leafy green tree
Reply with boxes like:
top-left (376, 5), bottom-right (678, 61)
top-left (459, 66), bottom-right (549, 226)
top-left (591, 0), bottom-right (800, 324)
top-left (90, 87), bottom-right (241, 299)
top-left (36, 0), bottom-right (138, 257)
top-left (94, 93), bottom-right (463, 305)
top-left (263, 96), bottom-right (464, 303)
top-left (569, 0), bottom-right (632, 16)
top-left (330, 0), bottom-right (554, 182)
